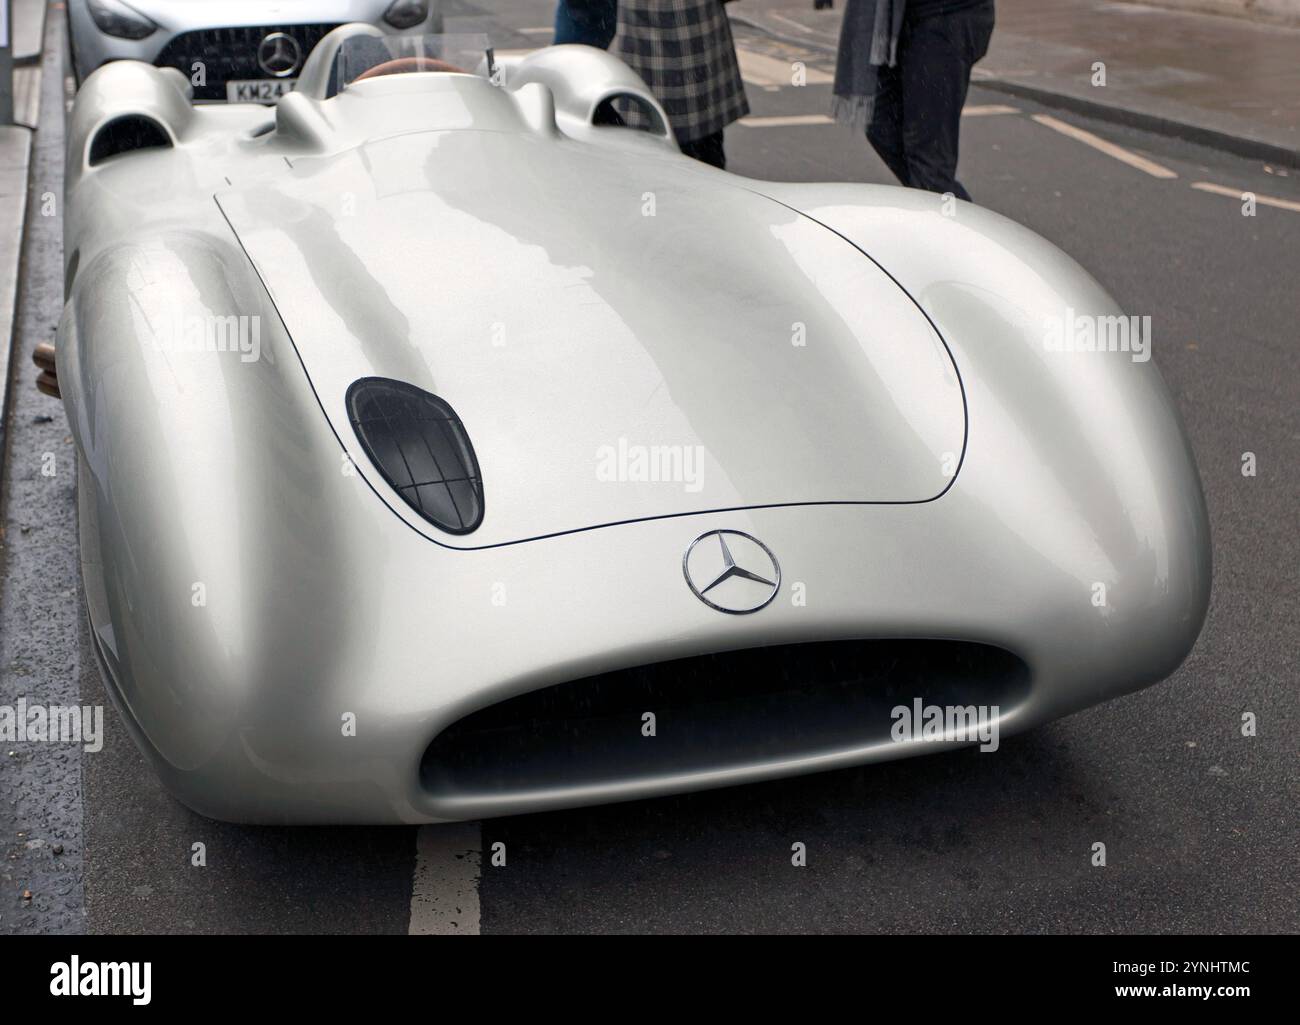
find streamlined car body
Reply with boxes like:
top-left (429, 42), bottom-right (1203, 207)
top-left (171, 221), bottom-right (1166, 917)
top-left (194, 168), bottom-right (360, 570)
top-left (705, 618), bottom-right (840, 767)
top-left (57, 27), bottom-right (1211, 823)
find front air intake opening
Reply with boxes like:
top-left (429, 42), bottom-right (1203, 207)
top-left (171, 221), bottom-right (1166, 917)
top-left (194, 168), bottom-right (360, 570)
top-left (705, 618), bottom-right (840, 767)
top-left (421, 640), bottom-right (1030, 801)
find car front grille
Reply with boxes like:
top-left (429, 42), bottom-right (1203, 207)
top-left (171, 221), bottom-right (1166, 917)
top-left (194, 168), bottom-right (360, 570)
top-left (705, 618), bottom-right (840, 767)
top-left (421, 639), bottom-right (1032, 807)
top-left (153, 23), bottom-right (342, 101)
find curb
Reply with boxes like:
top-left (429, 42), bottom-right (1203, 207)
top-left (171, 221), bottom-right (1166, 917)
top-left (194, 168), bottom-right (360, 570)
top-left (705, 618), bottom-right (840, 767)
top-left (970, 77), bottom-right (1300, 170)
top-left (728, 10), bottom-right (1300, 170)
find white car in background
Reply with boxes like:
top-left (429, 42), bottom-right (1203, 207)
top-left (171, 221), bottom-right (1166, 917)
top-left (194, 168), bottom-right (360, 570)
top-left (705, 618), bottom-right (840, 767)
top-left (67, 0), bottom-right (443, 100)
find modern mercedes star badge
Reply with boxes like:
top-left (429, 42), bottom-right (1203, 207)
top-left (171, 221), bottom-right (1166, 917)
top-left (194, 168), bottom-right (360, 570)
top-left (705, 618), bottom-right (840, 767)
top-left (257, 32), bottom-right (301, 78)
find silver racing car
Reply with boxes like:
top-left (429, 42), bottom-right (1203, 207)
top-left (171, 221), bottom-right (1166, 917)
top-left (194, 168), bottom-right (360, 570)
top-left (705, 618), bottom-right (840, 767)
top-left (52, 27), bottom-right (1211, 823)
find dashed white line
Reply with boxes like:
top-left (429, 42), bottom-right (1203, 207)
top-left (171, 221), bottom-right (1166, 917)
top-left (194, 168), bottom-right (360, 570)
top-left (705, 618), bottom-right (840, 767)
top-left (735, 47), bottom-right (834, 88)
top-left (769, 12), bottom-right (817, 34)
top-left (1030, 113), bottom-right (1178, 178)
top-left (1191, 181), bottom-right (1300, 213)
top-left (408, 821), bottom-right (483, 935)
top-left (740, 113), bottom-right (835, 127)
top-left (740, 105), bottom-right (1015, 128)
top-left (517, 27), bottom-right (555, 35)
top-left (962, 103), bottom-right (1020, 116)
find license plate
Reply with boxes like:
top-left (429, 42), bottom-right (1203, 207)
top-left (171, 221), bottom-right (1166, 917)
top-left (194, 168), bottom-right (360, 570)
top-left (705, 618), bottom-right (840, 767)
top-left (226, 79), bottom-right (296, 103)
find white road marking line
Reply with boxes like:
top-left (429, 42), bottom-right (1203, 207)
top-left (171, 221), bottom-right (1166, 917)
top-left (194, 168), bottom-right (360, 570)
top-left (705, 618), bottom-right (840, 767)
top-left (962, 103), bottom-right (1019, 116)
top-left (517, 27), bottom-right (554, 35)
top-left (735, 47), bottom-right (833, 87)
top-left (1191, 180), bottom-right (1300, 213)
top-left (739, 104), bottom-right (1017, 129)
top-left (769, 12), bottom-right (816, 34)
top-left (408, 822), bottom-right (482, 935)
top-left (739, 114), bottom-right (835, 127)
top-left (1031, 113), bottom-right (1178, 178)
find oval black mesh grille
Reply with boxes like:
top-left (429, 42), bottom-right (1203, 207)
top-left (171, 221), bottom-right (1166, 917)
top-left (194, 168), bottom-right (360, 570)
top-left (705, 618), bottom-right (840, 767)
top-left (152, 23), bottom-right (342, 101)
top-left (346, 378), bottom-right (484, 535)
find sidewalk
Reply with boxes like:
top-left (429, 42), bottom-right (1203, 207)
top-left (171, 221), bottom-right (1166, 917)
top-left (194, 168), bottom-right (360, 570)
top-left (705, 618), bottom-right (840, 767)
top-left (11, 0), bottom-right (47, 62)
top-left (0, 0), bottom-right (48, 473)
top-left (729, 0), bottom-right (1300, 166)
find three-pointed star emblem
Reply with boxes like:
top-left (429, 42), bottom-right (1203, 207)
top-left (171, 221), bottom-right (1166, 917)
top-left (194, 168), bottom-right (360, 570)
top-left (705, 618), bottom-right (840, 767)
top-left (682, 530), bottom-right (781, 614)
top-left (257, 32), bottom-right (302, 78)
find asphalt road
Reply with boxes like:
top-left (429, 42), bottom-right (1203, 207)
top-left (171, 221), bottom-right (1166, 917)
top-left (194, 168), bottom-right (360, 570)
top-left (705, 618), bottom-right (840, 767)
top-left (1, 2), bottom-right (1296, 934)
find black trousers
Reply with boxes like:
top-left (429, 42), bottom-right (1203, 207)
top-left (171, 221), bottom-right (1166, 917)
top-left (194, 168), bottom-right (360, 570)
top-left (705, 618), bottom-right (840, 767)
top-left (680, 130), bottom-right (727, 169)
top-left (866, 2), bottom-right (995, 201)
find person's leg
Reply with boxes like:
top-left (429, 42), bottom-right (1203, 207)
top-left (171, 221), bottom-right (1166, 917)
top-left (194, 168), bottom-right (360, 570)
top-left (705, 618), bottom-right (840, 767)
top-left (553, 0), bottom-right (584, 45)
top-left (679, 130), bottom-right (726, 169)
top-left (554, 0), bottom-right (618, 48)
top-left (864, 60), bottom-right (910, 187)
top-left (897, 2), bottom-right (994, 201)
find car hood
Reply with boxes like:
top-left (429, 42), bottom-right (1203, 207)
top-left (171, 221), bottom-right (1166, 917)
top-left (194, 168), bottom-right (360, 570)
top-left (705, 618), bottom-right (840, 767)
top-left (216, 129), bottom-right (965, 547)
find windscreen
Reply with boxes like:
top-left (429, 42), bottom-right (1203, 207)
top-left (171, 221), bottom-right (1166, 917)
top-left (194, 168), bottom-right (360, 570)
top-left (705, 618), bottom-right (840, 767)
top-left (335, 33), bottom-right (495, 90)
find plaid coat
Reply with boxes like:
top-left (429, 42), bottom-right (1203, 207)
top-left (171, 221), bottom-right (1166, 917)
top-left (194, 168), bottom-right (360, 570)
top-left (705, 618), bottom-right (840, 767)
top-left (613, 0), bottom-right (750, 143)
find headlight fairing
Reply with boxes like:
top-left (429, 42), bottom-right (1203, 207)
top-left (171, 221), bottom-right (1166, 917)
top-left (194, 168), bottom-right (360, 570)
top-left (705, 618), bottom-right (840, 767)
top-left (346, 377), bottom-right (485, 535)
top-left (383, 0), bottom-right (430, 30)
top-left (87, 0), bottom-right (157, 40)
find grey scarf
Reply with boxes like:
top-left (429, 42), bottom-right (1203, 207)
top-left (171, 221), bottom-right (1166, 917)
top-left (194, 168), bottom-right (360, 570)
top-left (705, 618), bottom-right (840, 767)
top-left (832, 0), bottom-right (906, 132)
